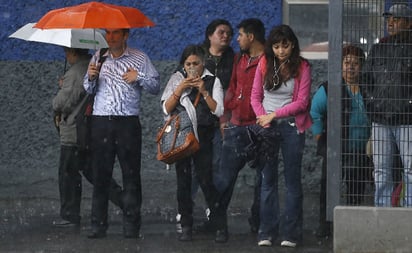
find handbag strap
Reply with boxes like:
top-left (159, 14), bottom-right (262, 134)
top-left (156, 114), bottom-right (178, 142)
top-left (193, 91), bottom-right (201, 107)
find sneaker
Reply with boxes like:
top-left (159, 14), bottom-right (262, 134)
top-left (281, 240), bottom-right (297, 248)
top-left (52, 219), bottom-right (80, 228)
top-left (175, 214), bottom-right (182, 233)
top-left (258, 239), bottom-right (272, 246)
top-left (205, 208), bottom-right (210, 220)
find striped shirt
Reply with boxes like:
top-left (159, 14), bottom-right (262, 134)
top-left (83, 47), bottom-right (160, 116)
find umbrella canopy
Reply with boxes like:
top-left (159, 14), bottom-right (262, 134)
top-left (34, 1), bottom-right (155, 29)
top-left (9, 23), bottom-right (108, 49)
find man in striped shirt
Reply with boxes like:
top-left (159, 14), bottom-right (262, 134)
top-left (84, 28), bottom-right (160, 239)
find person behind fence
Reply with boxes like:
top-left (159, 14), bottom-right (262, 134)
top-left (379, 3), bottom-right (412, 43)
top-left (310, 45), bottom-right (372, 236)
top-left (250, 24), bottom-right (312, 248)
top-left (378, 3), bottom-right (410, 196)
top-left (52, 47), bottom-right (123, 228)
top-left (160, 44), bottom-right (224, 242)
top-left (362, 4), bottom-right (412, 207)
top-left (84, 28), bottom-right (160, 239)
top-left (208, 18), bottom-right (265, 243)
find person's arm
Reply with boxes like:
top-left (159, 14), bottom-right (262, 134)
top-left (210, 77), bottom-right (224, 117)
top-left (83, 55), bottom-right (98, 94)
top-left (250, 62), bottom-right (266, 116)
top-left (220, 56), bottom-right (238, 125)
top-left (310, 85), bottom-right (327, 140)
top-left (161, 72), bottom-right (195, 115)
top-left (136, 55), bottom-right (160, 95)
top-left (53, 67), bottom-right (85, 114)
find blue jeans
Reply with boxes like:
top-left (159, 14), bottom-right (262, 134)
top-left (213, 124), bottom-right (260, 229)
top-left (372, 122), bottom-right (412, 207)
top-left (258, 121), bottom-right (305, 243)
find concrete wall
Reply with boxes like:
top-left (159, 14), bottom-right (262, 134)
top-left (334, 206), bottom-right (412, 253)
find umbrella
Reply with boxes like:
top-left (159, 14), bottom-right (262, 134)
top-left (34, 1), bottom-right (155, 29)
top-left (9, 23), bottom-right (108, 49)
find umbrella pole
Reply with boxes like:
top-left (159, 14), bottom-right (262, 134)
top-left (63, 58), bottom-right (67, 74)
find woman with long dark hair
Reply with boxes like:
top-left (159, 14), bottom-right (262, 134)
top-left (250, 25), bottom-right (312, 247)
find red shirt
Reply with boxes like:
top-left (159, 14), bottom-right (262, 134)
top-left (221, 53), bottom-right (262, 126)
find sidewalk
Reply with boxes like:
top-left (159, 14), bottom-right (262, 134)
top-left (0, 199), bottom-right (332, 253)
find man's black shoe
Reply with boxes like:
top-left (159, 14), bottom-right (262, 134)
top-left (52, 219), bottom-right (80, 228)
top-left (87, 230), bottom-right (106, 239)
top-left (194, 220), bottom-right (215, 234)
top-left (178, 227), bottom-right (192, 241)
top-left (214, 229), bottom-right (228, 243)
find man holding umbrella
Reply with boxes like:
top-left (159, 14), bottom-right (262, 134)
top-left (52, 47), bottom-right (123, 228)
top-left (84, 28), bottom-right (160, 239)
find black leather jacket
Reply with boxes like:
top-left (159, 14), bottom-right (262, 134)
top-left (362, 31), bottom-right (412, 125)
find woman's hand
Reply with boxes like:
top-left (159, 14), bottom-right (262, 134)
top-left (256, 112), bottom-right (275, 128)
top-left (191, 77), bottom-right (205, 91)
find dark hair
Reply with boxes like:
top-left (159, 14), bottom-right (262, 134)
top-left (63, 47), bottom-right (89, 56)
top-left (342, 44), bottom-right (365, 64)
top-left (203, 19), bottom-right (233, 48)
top-left (179, 44), bottom-right (206, 65)
top-left (237, 18), bottom-right (266, 44)
top-left (264, 25), bottom-right (302, 91)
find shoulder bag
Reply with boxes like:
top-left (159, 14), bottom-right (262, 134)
top-left (156, 92), bottom-right (201, 164)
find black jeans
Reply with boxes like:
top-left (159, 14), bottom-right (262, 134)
top-left (58, 145), bottom-right (123, 223)
top-left (175, 125), bottom-right (220, 228)
top-left (90, 116), bottom-right (142, 233)
top-left (58, 145), bottom-right (83, 223)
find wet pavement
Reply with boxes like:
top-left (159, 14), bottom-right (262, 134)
top-left (0, 201), bottom-right (332, 253)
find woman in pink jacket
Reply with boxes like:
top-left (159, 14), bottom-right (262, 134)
top-left (250, 24), bottom-right (311, 248)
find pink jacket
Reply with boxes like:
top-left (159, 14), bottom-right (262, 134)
top-left (251, 56), bottom-right (312, 133)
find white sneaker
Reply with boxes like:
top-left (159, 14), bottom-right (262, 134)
top-left (205, 208), bottom-right (210, 220)
top-left (175, 213), bottom-right (182, 233)
top-left (258, 239), bottom-right (272, 246)
top-left (281, 240), bottom-right (297, 247)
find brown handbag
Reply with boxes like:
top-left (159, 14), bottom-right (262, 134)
top-left (156, 92), bottom-right (201, 164)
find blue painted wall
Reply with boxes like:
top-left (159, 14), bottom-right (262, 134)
top-left (1, 0), bottom-right (282, 61)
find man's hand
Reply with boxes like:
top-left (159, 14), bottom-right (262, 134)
top-left (122, 68), bottom-right (138, 84)
top-left (88, 63), bottom-right (100, 81)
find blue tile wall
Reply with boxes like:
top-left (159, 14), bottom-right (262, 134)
top-left (0, 0), bottom-right (281, 61)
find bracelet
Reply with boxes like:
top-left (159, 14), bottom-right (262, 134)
top-left (203, 92), bottom-right (209, 100)
top-left (172, 92), bottom-right (180, 101)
